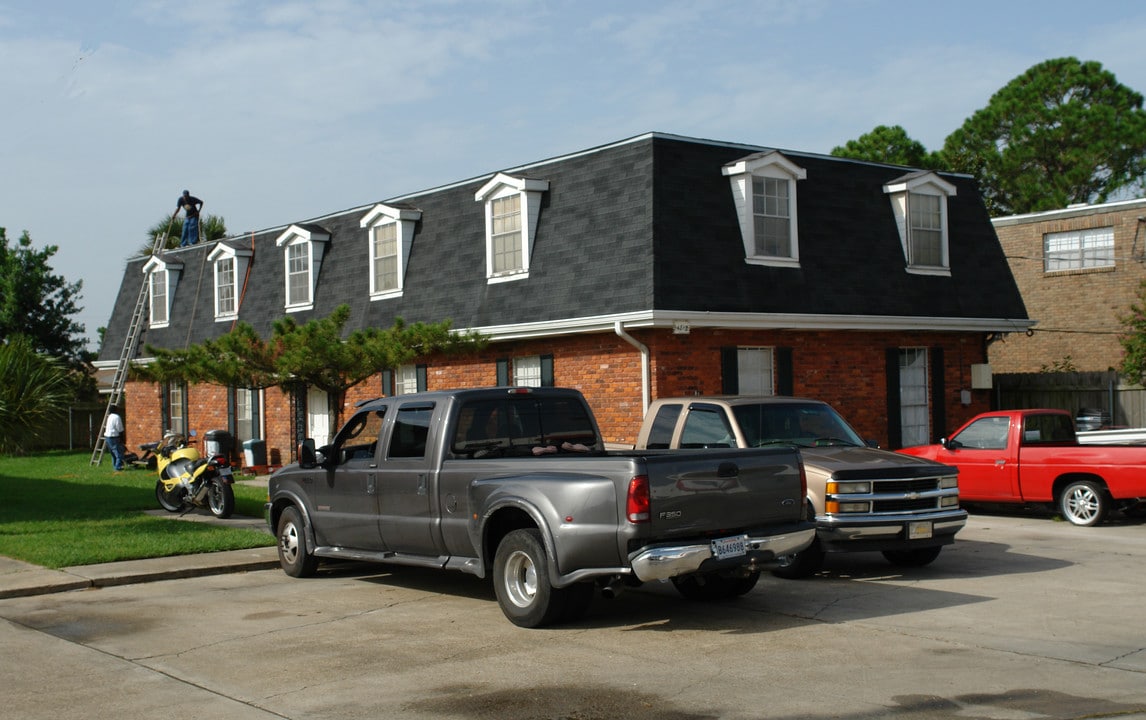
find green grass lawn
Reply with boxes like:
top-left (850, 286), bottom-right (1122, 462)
top-left (0, 451), bottom-right (275, 568)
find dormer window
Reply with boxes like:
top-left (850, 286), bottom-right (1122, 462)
top-left (275, 224), bottom-right (330, 312)
top-left (359, 203), bottom-right (422, 299)
top-left (475, 172), bottom-right (549, 283)
top-left (883, 171), bottom-right (957, 276)
top-left (141, 254), bottom-right (183, 328)
top-left (207, 243), bottom-right (253, 321)
top-left (722, 151), bottom-right (807, 267)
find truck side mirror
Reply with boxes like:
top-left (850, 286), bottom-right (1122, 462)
top-left (298, 438), bottom-right (317, 469)
top-left (942, 438), bottom-right (961, 451)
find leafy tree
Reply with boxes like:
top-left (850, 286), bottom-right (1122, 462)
top-left (941, 57), bottom-right (1146, 216)
top-left (0, 227), bottom-right (88, 367)
top-left (140, 214), bottom-right (228, 254)
top-left (136, 304), bottom-right (487, 427)
top-left (830, 125), bottom-right (939, 168)
top-left (1119, 281), bottom-right (1146, 385)
top-left (0, 336), bottom-right (74, 455)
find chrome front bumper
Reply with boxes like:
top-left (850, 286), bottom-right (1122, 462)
top-left (628, 527), bottom-right (816, 582)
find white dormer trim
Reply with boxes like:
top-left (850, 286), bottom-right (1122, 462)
top-left (474, 172), bottom-right (549, 283)
top-left (883, 171), bottom-right (958, 276)
top-left (275, 225), bottom-right (330, 312)
top-left (722, 151), bottom-right (807, 268)
top-left (359, 204), bottom-right (422, 300)
top-left (141, 254), bottom-right (183, 329)
top-left (207, 243), bottom-right (253, 321)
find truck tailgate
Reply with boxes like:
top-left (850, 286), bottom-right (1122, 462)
top-left (641, 448), bottom-right (804, 539)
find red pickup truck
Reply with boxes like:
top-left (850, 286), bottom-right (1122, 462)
top-left (898, 409), bottom-right (1146, 526)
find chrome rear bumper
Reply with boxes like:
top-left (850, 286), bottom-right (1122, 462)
top-left (629, 527), bottom-right (816, 582)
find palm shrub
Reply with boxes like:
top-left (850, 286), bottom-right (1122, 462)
top-left (0, 336), bottom-right (74, 455)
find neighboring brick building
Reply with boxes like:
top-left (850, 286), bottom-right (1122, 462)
top-left (990, 198), bottom-right (1146, 373)
top-left (96, 133), bottom-right (1031, 465)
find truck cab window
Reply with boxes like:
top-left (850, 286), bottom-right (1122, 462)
top-left (335, 408), bottom-right (385, 462)
top-left (680, 408), bottom-right (734, 448)
top-left (389, 404), bottom-right (434, 459)
top-left (646, 405), bottom-right (682, 449)
top-left (953, 416), bottom-right (1010, 449)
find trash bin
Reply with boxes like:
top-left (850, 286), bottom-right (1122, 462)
top-left (205, 430), bottom-right (234, 457)
top-left (243, 438), bottom-right (267, 467)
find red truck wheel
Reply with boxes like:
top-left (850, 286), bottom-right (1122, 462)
top-left (1059, 480), bottom-right (1110, 526)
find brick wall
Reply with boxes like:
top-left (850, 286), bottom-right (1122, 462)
top-left (991, 202), bottom-right (1146, 374)
top-left (122, 328), bottom-right (990, 460)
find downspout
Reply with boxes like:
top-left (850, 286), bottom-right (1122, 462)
top-left (614, 321), bottom-right (650, 415)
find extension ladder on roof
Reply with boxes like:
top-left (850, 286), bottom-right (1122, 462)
top-left (90, 229), bottom-right (170, 466)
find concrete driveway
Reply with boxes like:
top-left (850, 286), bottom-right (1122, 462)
top-left (2, 510), bottom-right (1145, 719)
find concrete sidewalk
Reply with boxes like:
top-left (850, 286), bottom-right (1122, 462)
top-left (0, 508), bottom-right (279, 600)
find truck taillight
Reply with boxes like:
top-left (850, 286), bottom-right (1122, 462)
top-left (626, 475), bottom-right (650, 523)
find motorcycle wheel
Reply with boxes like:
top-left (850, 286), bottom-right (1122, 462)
top-left (207, 480), bottom-right (235, 519)
top-left (155, 480), bottom-right (187, 513)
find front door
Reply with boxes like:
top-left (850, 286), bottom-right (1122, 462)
top-left (308, 386), bottom-right (331, 447)
top-left (307, 407), bottom-right (388, 550)
top-left (935, 414), bottom-right (1017, 502)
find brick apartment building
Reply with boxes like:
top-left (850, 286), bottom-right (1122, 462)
top-left (96, 133), bottom-right (1031, 466)
top-left (990, 198), bottom-right (1146, 374)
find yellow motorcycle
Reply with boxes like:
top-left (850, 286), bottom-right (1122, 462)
top-left (154, 431), bottom-right (236, 518)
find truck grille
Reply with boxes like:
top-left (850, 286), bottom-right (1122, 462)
top-left (875, 478), bottom-right (941, 494)
top-left (872, 497), bottom-right (940, 513)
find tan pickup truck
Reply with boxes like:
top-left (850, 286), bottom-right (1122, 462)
top-left (634, 396), bottom-right (967, 577)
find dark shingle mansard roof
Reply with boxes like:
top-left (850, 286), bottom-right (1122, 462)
top-left (98, 133), bottom-right (1028, 362)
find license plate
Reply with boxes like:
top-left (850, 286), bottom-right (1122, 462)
top-left (711, 534), bottom-right (749, 560)
top-left (908, 521), bottom-right (933, 540)
top-left (218, 467), bottom-right (234, 479)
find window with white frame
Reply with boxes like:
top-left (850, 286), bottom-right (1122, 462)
top-left (395, 364), bottom-right (420, 395)
top-left (208, 243), bottom-right (252, 321)
top-left (513, 355), bottom-right (543, 387)
top-left (275, 225), bottom-right (330, 312)
top-left (150, 270), bottom-right (168, 326)
top-left (234, 387), bottom-right (260, 444)
top-left (753, 176), bottom-right (793, 257)
top-left (142, 255), bottom-right (182, 328)
top-left (899, 348), bottom-right (929, 447)
top-left (722, 151), bottom-right (806, 267)
top-left (360, 204), bottom-right (421, 299)
top-left (1044, 227), bottom-right (1114, 272)
top-left (164, 380), bottom-right (187, 436)
top-left (883, 172), bottom-right (957, 275)
top-left (736, 347), bottom-right (775, 395)
top-left (475, 173), bottom-right (549, 282)
top-left (491, 194), bottom-right (523, 274)
top-left (287, 243), bottom-right (309, 306)
top-left (373, 223), bottom-right (399, 292)
top-left (216, 257), bottom-right (236, 316)
top-left (908, 192), bottom-right (944, 266)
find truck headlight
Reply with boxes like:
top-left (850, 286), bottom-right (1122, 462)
top-left (827, 481), bottom-right (871, 494)
top-left (940, 476), bottom-right (958, 490)
top-left (827, 500), bottom-right (871, 513)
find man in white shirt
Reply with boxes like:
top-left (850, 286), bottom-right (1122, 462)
top-left (104, 404), bottom-right (126, 471)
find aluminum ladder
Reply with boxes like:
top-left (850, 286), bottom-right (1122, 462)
top-left (90, 229), bottom-right (169, 465)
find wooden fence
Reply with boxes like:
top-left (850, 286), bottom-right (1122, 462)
top-left (992, 371), bottom-right (1146, 429)
top-left (27, 403), bottom-right (106, 451)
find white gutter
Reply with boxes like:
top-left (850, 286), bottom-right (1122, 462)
top-left (614, 321), bottom-right (650, 415)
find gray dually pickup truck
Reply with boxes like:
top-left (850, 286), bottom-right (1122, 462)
top-left (266, 387), bottom-right (813, 627)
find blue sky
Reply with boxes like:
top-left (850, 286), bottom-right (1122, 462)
top-left (2, 0), bottom-right (1145, 350)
